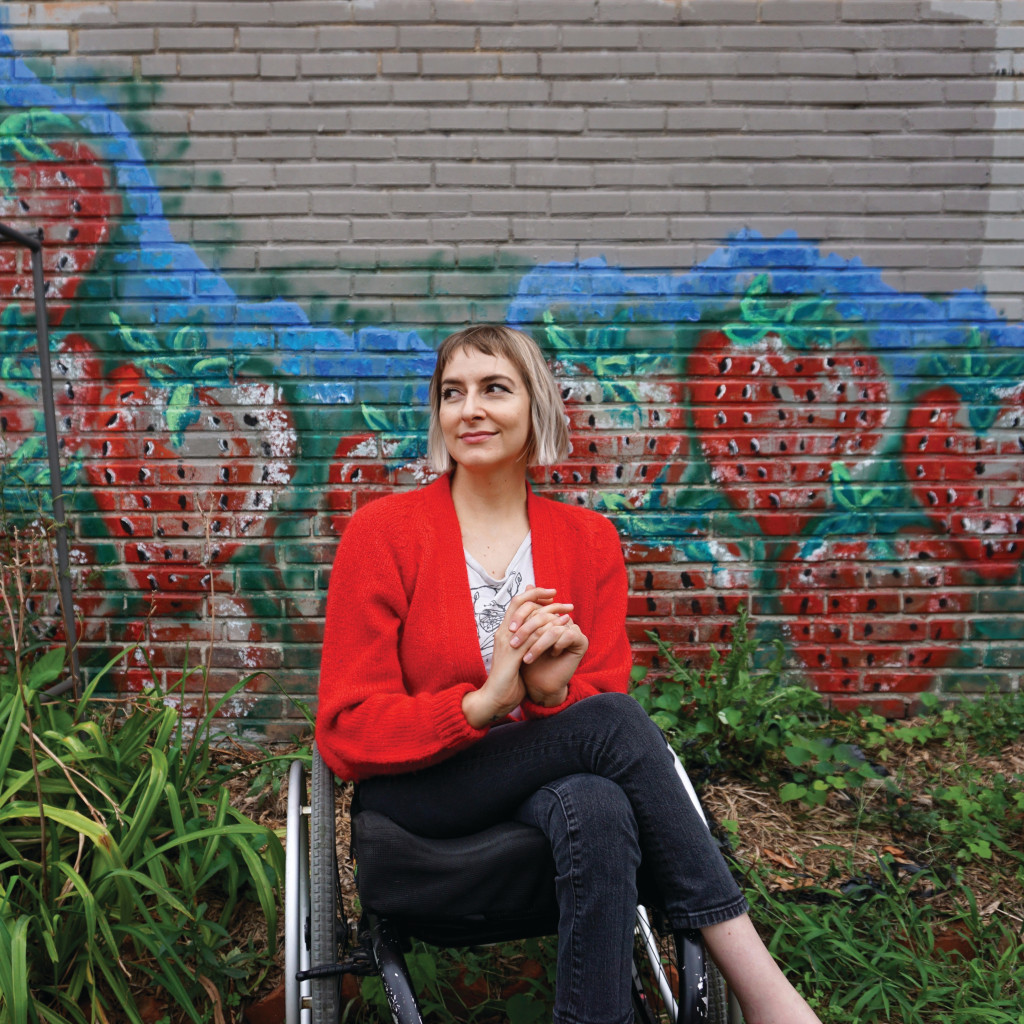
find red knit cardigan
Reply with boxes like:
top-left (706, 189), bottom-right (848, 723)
top-left (316, 474), bottom-right (632, 782)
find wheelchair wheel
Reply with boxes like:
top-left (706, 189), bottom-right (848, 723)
top-left (633, 906), bottom-right (730, 1024)
top-left (310, 749), bottom-right (344, 1024)
top-left (284, 760), bottom-right (311, 1024)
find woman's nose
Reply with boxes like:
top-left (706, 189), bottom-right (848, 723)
top-left (461, 390), bottom-right (482, 418)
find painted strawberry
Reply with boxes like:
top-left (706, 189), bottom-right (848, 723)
top-left (0, 110), bottom-right (117, 327)
top-left (776, 536), bottom-right (957, 707)
top-left (326, 404), bottom-right (431, 535)
top-left (687, 325), bottom-right (891, 536)
top-left (71, 316), bottom-right (299, 689)
top-left (902, 383), bottom-right (1024, 582)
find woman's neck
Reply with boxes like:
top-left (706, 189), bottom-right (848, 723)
top-left (450, 466), bottom-right (530, 575)
top-left (449, 464), bottom-right (528, 516)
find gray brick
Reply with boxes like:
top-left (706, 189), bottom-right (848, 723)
top-left (301, 53), bottom-right (380, 75)
top-left (261, 53), bottom-right (299, 76)
top-left (159, 27), bottom-right (235, 49)
top-left (5, 28), bottom-right (70, 51)
top-left (269, 107), bottom-right (348, 131)
top-left (587, 108), bottom-right (666, 132)
top-left (396, 135), bottom-right (475, 159)
top-left (352, 0), bottom-right (434, 22)
top-left (236, 136), bottom-right (315, 160)
top-left (470, 80), bottom-right (550, 104)
top-left (234, 81), bottom-right (313, 104)
top-left (234, 191), bottom-right (311, 216)
top-left (591, 164), bottom-right (673, 187)
top-left (36, 2), bottom-right (114, 25)
top-left (55, 54), bottom-right (133, 78)
top-left (433, 163), bottom-right (514, 187)
top-left (476, 135), bottom-right (558, 160)
top-left (351, 218), bottom-right (432, 241)
top-left (560, 25), bottom-right (642, 47)
top-left (515, 163), bottom-right (594, 188)
top-left (381, 53), bottom-right (419, 75)
top-left (549, 191), bottom-right (630, 215)
top-left (312, 81), bottom-right (393, 103)
top-left (762, 0), bottom-right (841, 22)
top-left (269, 1), bottom-right (352, 24)
top-left (499, 53), bottom-right (540, 76)
top-left (433, 218), bottom-right (510, 241)
top-left (393, 80), bottom-right (471, 102)
top-left (469, 191), bottom-right (548, 214)
top-left (557, 137), bottom-right (636, 160)
top-left (349, 107), bottom-right (426, 132)
top-left (515, 0), bottom-right (596, 22)
top-left (239, 27), bottom-right (317, 49)
top-left (194, 2), bottom-right (273, 24)
top-left (316, 25), bottom-right (399, 48)
top-left (421, 52), bottom-right (500, 76)
top-left (178, 53), bottom-right (259, 77)
top-left (430, 108), bottom-right (509, 131)
top-left (353, 163), bottom-right (431, 186)
top-left (478, 25), bottom-right (562, 49)
top-left (190, 109), bottom-right (269, 133)
top-left (596, 0), bottom-right (678, 21)
top-left (508, 107), bottom-right (586, 132)
top-left (77, 26), bottom-right (153, 51)
top-left (392, 192), bottom-right (473, 214)
top-left (397, 25), bottom-right (476, 48)
top-left (315, 136), bottom-right (392, 159)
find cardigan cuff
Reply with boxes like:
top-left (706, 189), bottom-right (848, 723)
top-left (520, 681), bottom-right (578, 719)
top-left (434, 683), bottom-right (490, 745)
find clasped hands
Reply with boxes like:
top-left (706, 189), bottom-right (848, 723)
top-left (462, 587), bottom-right (589, 729)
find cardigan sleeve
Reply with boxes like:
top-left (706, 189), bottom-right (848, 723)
top-left (315, 508), bottom-right (487, 781)
top-left (520, 511), bottom-right (632, 719)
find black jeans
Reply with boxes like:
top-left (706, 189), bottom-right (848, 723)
top-left (356, 692), bottom-right (748, 1024)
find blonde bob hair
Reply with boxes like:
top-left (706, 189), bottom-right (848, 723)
top-left (427, 324), bottom-right (570, 473)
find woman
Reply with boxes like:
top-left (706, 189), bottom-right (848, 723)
top-left (317, 324), bottom-right (823, 1024)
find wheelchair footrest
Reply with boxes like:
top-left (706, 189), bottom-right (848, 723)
top-left (295, 946), bottom-right (378, 982)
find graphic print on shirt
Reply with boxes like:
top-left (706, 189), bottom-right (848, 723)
top-left (471, 570), bottom-right (524, 669)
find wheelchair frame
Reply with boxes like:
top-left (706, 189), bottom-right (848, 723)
top-left (284, 746), bottom-right (739, 1024)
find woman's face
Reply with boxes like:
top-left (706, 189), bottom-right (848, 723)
top-left (438, 346), bottom-right (531, 472)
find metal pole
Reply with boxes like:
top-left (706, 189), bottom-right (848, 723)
top-left (0, 222), bottom-right (80, 698)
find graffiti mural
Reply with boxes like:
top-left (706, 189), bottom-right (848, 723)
top-left (2, 13), bottom-right (1023, 735)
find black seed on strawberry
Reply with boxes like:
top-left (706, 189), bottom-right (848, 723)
top-left (106, 412), bottom-right (118, 427)
top-left (552, 471), bottom-right (561, 483)
top-left (120, 517), bottom-right (133, 535)
top-left (716, 384), bottom-right (726, 399)
top-left (716, 411), bottom-right (726, 425)
top-left (691, 599), bottom-right (700, 613)
top-left (779, 440), bottom-right (788, 452)
top-left (737, 464), bottom-right (746, 477)
top-left (750, 438), bottom-right (760, 452)
top-left (864, 624), bottom-right (874, 636)
top-left (639, 465), bottom-right (648, 479)
top-left (718, 357), bottom-right (731, 372)
top-left (219, 467), bottom-right (229, 482)
top-left (681, 571), bottom-right (694, 587)
top-left (136, 545), bottom-right (148, 562)
top-left (769, 493), bottom-right (780, 507)
top-left (771, 385), bottom-right (782, 399)
top-left (615, 465), bottom-right (623, 479)
top-left (778, 409), bottom-right (785, 420)
top-left (243, 413), bottom-right (258, 426)
top-left (104, 468), bottom-right (114, 484)
top-left (572, 471), bottom-right (581, 483)
top-left (757, 467), bottom-right (767, 479)
top-left (742, 412), bottom-right (751, 424)
top-left (945, 437), bottom-right (953, 448)
top-left (728, 439), bottom-right (738, 455)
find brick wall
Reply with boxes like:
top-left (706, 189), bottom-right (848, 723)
top-left (1, 0), bottom-right (1022, 738)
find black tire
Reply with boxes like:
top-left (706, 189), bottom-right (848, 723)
top-left (311, 749), bottom-right (343, 1024)
top-left (633, 907), bottom-right (730, 1024)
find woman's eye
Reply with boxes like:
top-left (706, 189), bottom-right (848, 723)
top-left (441, 387), bottom-right (461, 401)
top-left (486, 383), bottom-right (510, 394)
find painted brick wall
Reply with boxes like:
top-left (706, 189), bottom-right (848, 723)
top-left (2, 1), bottom-right (1023, 738)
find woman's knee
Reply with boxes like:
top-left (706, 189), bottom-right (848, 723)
top-left (533, 774), bottom-right (640, 863)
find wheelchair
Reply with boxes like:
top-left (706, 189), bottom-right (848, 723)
top-left (284, 744), bottom-right (739, 1024)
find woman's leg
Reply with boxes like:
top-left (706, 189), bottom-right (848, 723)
top-left (358, 691), bottom-right (746, 930)
top-left (698, 916), bottom-right (822, 1024)
top-left (515, 775), bottom-right (640, 1024)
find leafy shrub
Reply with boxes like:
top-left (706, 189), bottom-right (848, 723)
top-left (0, 645), bottom-right (284, 1024)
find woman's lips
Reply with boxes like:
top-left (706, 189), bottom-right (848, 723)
top-left (458, 432), bottom-right (496, 443)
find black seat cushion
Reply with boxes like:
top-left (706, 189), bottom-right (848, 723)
top-left (351, 810), bottom-right (559, 944)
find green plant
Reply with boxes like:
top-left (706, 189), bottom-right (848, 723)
top-left (0, 522), bottom-right (284, 1024)
top-left (633, 604), bottom-right (828, 778)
